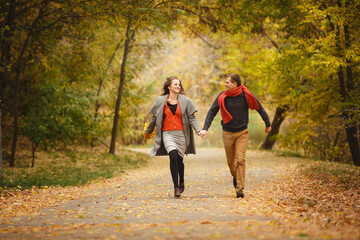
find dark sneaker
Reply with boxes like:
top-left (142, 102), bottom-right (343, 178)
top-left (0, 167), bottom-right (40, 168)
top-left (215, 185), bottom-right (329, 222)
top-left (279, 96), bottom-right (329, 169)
top-left (233, 178), bottom-right (237, 188)
top-left (236, 190), bottom-right (244, 198)
top-left (179, 183), bottom-right (185, 193)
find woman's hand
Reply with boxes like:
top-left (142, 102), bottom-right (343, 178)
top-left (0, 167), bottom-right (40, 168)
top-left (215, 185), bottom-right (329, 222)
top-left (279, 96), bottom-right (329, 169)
top-left (143, 132), bottom-right (151, 140)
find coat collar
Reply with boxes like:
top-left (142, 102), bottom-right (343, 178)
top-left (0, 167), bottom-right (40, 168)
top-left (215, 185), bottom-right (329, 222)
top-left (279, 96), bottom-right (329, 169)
top-left (160, 94), bottom-right (186, 115)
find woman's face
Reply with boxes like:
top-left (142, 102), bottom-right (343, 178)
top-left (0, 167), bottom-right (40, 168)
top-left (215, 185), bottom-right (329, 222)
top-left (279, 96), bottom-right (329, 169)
top-left (168, 79), bottom-right (181, 94)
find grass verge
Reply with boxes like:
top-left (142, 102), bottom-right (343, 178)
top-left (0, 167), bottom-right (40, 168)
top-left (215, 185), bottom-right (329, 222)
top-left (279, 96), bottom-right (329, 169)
top-left (0, 145), bottom-right (148, 191)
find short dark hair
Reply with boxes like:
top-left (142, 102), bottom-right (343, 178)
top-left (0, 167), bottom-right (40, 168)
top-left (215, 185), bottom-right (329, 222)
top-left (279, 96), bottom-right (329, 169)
top-left (162, 76), bottom-right (185, 95)
top-left (227, 74), bottom-right (241, 87)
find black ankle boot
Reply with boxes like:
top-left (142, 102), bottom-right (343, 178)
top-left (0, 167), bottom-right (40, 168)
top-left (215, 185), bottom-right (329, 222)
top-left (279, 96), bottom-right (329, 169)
top-left (179, 183), bottom-right (185, 193)
top-left (174, 188), bottom-right (181, 197)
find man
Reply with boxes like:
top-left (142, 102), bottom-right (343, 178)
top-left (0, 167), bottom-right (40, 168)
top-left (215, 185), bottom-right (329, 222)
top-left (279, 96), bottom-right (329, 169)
top-left (200, 74), bottom-right (271, 198)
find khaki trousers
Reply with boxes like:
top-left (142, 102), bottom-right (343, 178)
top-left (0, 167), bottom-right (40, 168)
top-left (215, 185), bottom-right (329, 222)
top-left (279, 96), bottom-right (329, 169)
top-left (222, 129), bottom-right (248, 191)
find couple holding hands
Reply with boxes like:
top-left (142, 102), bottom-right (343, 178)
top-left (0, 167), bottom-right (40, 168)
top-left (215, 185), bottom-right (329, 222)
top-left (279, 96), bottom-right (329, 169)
top-left (144, 74), bottom-right (271, 198)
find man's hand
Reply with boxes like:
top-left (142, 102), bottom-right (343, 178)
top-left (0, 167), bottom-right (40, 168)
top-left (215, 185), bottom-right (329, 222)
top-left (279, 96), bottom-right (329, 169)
top-left (199, 130), bottom-right (208, 139)
top-left (265, 127), bottom-right (271, 134)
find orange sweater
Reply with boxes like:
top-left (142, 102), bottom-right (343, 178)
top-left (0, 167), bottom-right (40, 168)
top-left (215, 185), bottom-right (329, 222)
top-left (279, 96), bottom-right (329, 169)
top-left (162, 102), bottom-right (184, 131)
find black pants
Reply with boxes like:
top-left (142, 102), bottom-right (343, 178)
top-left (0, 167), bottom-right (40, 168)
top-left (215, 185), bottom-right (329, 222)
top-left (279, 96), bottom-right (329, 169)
top-left (169, 150), bottom-right (184, 189)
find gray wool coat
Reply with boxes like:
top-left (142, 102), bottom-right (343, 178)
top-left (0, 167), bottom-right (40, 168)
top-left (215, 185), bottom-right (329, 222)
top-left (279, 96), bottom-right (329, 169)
top-left (145, 94), bottom-right (201, 157)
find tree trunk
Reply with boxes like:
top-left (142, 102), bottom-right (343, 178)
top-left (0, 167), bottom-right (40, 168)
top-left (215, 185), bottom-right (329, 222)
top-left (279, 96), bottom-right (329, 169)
top-left (340, 9), bottom-right (360, 166)
top-left (109, 22), bottom-right (134, 154)
top-left (337, 64), bottom-right (360, 166)
top-left (92, 42), bottom-right (121, 147)
top-left (10, 64), bottom-right (20, 167)
top-left (345, 63), bottom-right (359, 166)
top-left (346, 126), bottom-right (360, 166)
top-left (260, 105), bottom-right (288, 150)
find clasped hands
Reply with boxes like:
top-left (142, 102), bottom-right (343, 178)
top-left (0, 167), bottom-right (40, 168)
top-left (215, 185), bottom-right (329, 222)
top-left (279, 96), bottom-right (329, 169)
top-left (198, 130), bottom-right (208, 139)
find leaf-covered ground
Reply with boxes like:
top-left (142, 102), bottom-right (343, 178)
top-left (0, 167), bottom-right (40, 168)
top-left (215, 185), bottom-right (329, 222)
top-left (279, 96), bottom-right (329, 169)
top-left (0, 148), bottom-right (359, 239)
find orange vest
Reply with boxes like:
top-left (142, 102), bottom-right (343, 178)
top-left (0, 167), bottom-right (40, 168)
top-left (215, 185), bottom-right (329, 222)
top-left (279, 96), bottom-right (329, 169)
top-left (162, 101), bottom-right (184, 131)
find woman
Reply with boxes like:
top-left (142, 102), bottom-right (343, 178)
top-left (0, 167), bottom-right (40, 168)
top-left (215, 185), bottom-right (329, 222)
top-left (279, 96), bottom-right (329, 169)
top-left (144, 76), bottom-right (202, 198)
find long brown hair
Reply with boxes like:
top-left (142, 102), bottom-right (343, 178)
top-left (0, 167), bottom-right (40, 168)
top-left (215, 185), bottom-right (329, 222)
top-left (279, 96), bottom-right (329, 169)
top-left (161, 76), bottom-right (185, 95)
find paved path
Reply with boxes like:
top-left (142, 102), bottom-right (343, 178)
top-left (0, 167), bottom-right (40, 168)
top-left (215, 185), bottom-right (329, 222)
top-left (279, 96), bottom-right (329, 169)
top-left (0, 148), bottom-right (289, 239)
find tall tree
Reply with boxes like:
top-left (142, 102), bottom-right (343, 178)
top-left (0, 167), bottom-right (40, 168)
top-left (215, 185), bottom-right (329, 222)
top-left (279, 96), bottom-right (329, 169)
top-left (276, 0), bottom-right (360, 165)
top-left (108, 0), bottom-right (178, 154)
top-left (1, 0), bottom-right (95, 166)
top-left (261, 0), bottom-right (359, 164)
top-left (109, 20), bottom-right (134, 154)
top-left (10, 1), bottom-right (46, 167)
top-left (329, 0), bottom-right (360, 165)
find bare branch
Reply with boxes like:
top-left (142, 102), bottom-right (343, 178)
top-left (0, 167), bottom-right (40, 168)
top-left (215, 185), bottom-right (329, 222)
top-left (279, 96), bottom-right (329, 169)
top-left (263, 30), bottom-right (279, 49)
top-left (190, 29), bottom-right (219, 49)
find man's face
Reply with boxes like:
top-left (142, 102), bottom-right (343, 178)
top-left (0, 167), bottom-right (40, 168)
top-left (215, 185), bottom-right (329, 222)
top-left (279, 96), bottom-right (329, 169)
top-left (225, 77), bottom-right (237, 92)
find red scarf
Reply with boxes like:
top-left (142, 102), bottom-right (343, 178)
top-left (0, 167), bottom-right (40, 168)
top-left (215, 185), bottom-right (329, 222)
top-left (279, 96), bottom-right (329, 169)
top-left (218, 85), bottom-right (259, 124)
